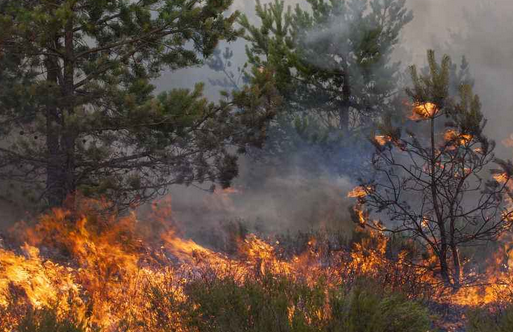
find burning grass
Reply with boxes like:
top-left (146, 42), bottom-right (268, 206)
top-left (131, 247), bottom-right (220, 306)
top-left (0, 197), bottom-right (513, 331)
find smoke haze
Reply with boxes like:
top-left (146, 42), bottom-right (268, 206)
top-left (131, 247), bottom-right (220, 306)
top-left (162, 0), bottom-right (513, 237)
top-left (3, 0), bottom-right (513, 237)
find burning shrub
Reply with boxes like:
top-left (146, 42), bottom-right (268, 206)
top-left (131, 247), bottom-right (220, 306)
top-left (5, 196), bottom-right (513, 330)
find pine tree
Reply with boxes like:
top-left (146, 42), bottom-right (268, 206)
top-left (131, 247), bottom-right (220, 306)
top-left (356, 50), bottom-right (513, 288)
top-left (0, 0), bottom-right (276, 210)
top-left (238, 0), bottom-right (413, 174)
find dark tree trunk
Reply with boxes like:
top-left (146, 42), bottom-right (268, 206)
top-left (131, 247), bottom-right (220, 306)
top-left (438, 245), bottom-right (452, 287)
top-left (450, 242), bottom-right (461, 289)
top-left (61, 14), bottom-right (77, 208)
top-left (45, 15), bottom-right (77, 208)
top-left (339, 64), bottom-right (351, 131)
top-left (45, 52), bottom-right (64, 207)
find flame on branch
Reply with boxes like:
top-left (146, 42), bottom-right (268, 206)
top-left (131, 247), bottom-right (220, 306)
top-left (357, 50), bottom-right (513, 291)
top-left (409, 102), bottom-right (439, 120)
top-left (347, 186), bottom-right (371, 198)
top-left (444, 129), bottom-right (473, 146)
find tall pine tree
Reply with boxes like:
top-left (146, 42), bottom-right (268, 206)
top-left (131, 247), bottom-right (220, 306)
top-left (0, 0), bottom-right (277, 210)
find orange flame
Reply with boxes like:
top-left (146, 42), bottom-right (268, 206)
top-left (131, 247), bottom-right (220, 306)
top-left (409, 102), bottom-right (439, 120)
top-left (347, 186), bottom-right (370, 198)
top-left (2, 194), bottom-right (513, 330)
top-left (444, 129), bottom-right (473, 146)
top-left (374, 135), bottom-right (391, 146)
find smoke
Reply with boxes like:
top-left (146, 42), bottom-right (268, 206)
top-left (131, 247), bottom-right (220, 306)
top-left (112, 0), bottom-right (513, 238)
top-left (4, 0), bottom-right (513, 238)
top-left (403, 0), bottom-right (513, 159)
top-left (163, 158), bottom-right (356, 242)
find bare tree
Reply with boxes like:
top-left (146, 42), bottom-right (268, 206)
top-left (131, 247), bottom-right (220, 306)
top-left (354, 51), bottom-right (513, 289)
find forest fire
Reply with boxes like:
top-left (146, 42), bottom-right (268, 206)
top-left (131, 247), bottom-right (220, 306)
top-left (2, 0), bottom-right (513, 330)
top-left (3, 95), bottom-right (511, 331)
top-left (1, 188), bottom-right (512, 331)
top-left (0, 197), bottom-right (405, 330)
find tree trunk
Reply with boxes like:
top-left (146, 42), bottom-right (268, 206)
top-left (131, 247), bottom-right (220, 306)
top-left (450, 242), bottom-right (461, 289)
top-left (45, 52), bottom-right (64, 207)
top-left (45, 14), bottom-right (76, 208)
top-left (438, 246), bottom-right (452, 287)
top-left (429, 116), bottom-right (452, 287)
top-left (61, 13), bottom-right (77, 207)
top-left (339, 65), bottom-right (350, 131)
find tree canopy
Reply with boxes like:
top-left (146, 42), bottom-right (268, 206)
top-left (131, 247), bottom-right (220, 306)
top-left (238, 0), bottom-right (412, 175)
top-left (0, 0), bottom-right (277, 210)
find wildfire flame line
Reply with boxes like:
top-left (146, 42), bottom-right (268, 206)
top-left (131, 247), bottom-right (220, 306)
top-left (1, 193), bottom-right (513, 330)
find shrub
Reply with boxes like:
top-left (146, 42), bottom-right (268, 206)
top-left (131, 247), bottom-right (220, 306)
top-left (328, 280), bottom-right (431, 332)
top-left (183, 275), bottom-right (324, 332)
top-left (181, 276), bottom-right (431, 332)
top-left (467, 305), bottom-right (513, 332)
top-left (15, 307), bottom-right (87, 332)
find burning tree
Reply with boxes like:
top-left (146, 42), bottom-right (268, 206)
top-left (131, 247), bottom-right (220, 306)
top-left (356, 50), bottom-right (513, 289)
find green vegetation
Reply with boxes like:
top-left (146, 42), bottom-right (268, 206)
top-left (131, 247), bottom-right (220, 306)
top-left (183, 277), bottom-right (431, 332)
top-left (12, 277), bottom-right (432, 332)
top-left (467, 306), bottom-right (513, 332)
top-left (236, 0), bottom-right (413, 175)
top-left (0, 0), bottom-right (277, 210)
top-left (14, 308), bottom-right (88, 332)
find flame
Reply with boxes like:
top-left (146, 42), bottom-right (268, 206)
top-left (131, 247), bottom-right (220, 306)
top-left (354, 205), bottom-right (367, 226)
top-left (374, 135), bottom-right (391, 146)
top-left (409, 102), bottom-right (439, 120)
top-left (494, 173), bottom-right (509, 184)
top-left (347, 186), bottom-right (370, 198)
top-left (2, 194), bottom-right (513, 330)
top-left (444, 129), bottom-right (473, 146)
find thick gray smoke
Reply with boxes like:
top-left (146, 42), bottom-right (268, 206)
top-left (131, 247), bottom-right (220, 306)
top-left (167, 166), bottom-right (355, 238)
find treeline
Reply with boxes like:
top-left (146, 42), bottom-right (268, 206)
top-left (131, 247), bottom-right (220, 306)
top-left (0, 0), bottom-right (412, 211)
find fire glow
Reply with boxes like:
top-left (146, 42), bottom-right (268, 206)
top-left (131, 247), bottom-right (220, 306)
top-left (409, 102), bottom-right (439, 120)
top-left (2, 152), bottom-right (513, 331)
top-left (444, 129), bottom-right (473, 146)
